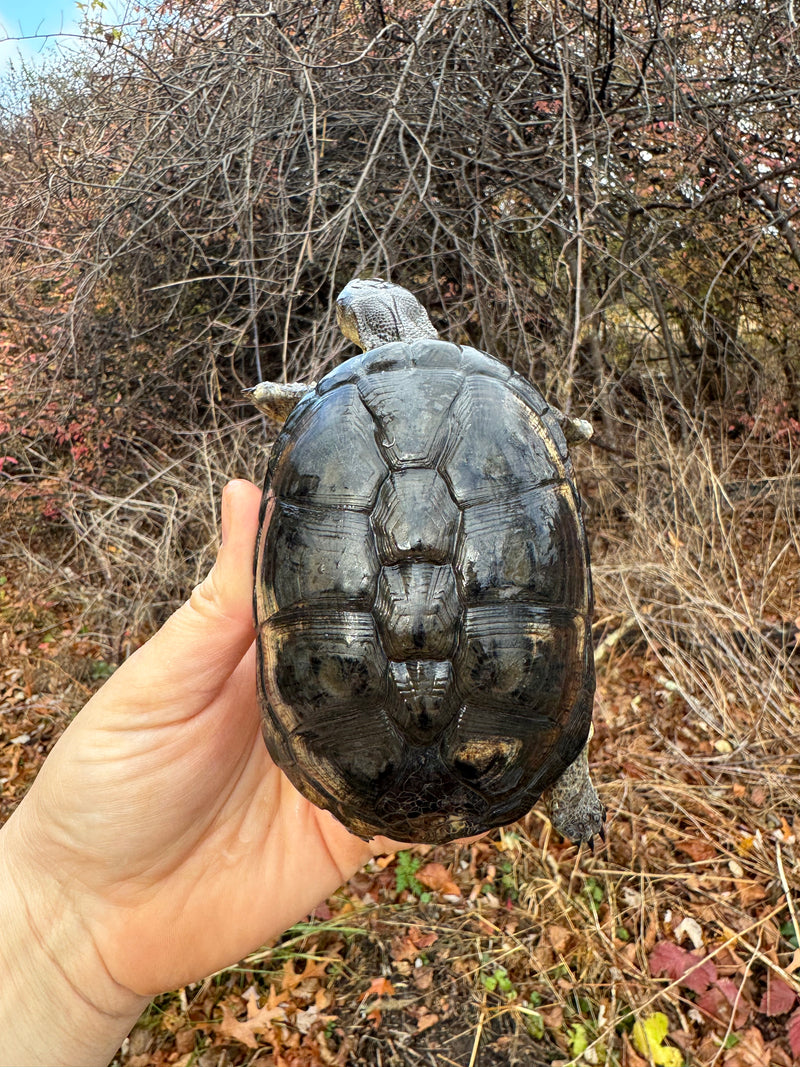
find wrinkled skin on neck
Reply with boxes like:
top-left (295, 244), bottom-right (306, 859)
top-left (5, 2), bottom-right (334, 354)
top-left (336, 278), bottom-right (439, 351)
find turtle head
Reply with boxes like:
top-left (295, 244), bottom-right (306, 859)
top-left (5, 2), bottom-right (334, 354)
top-left (335, 278), bottom-right (438, 352)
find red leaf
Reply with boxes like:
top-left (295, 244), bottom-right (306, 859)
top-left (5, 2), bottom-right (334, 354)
top-left (649, 940), bottom-right (717, 993)
top-left (697, 978), bottom-right (751, 1028)
top-left (788, 1007), bottom-right (800, 1057)
top-left (758, 974), bottom-right (798, 1016)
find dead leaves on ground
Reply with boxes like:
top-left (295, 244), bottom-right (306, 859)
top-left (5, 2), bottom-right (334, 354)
top-left (648, 935), bottom-right (800, 1060)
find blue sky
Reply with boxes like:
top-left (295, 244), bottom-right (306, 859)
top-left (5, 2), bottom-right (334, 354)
top-left (0, 0), bottom-right (83, 64)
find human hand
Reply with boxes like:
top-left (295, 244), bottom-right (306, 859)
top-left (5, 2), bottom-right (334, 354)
top-left (0, 479), bottom-right (400, 1066)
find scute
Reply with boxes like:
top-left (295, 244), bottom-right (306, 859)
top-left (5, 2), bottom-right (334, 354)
top-left (269, 384), bottom-right (388, 508)
top-left (358, 367), bottom-right (461, 468)
top-left (262, 609), bottom-right (388, 726)
top-left (453, 605), bottom-right (585, 719)
top-left (455, 485), bottom-right (588, 609)
top-left (441, 376), bottom-right (563, 506)
top-left (255, 338), bottom-right (594, 843)
top-left (372, 469), bottom-right (460, 564)
top-left (375, 563), bottom-right (461, 661)
top-left (387, 660), bottom-right (459, 742)
top-left (262, 501), bottom-right (378, 613)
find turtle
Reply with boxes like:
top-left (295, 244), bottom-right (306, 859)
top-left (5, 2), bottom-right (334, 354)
top-left (250, 278), bottom-right (604, 845)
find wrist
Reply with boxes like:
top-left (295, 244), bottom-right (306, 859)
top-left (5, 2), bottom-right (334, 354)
top-left (0, 811), bottom-right (147, 1067)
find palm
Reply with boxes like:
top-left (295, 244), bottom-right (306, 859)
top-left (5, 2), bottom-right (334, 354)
top-left (12, 481), bottom-right (387, 997)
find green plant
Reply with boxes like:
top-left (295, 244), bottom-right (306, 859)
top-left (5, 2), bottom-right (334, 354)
top-left (394, 850), bottom-right (425, 896)
top-left (90, 660), bottom-right (116, 680)
top-left (569, 1022), bottom-right (590, 1056)
top-left (781, 920), bottom-right (799, 951)
top-left (480, 964), bottom-right (516, 998)
top-left (582, 877), bottom-right (604, 911)
top-left (520, 1006), bottom-right (545, 1039)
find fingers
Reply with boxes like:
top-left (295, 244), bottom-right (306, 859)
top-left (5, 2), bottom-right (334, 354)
top-left (191, 478), bottom-right (263, 630)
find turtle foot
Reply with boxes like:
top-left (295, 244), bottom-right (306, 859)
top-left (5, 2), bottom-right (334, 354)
top-left (545, 736), bottom-right (605, 845)
top-left (248, 380), bottom-right (315, 422)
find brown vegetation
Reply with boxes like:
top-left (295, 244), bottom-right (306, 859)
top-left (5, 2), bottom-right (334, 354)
top-left (1, 0), bottom-right (799, 1063)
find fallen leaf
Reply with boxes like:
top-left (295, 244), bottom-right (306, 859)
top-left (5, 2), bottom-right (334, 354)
top-left (788, 1006), bottom-right (800, 1057)
top-left (364, 976), bottom-right (395, 998)
top-left (409, 929), bottom-right (438, 949)
top-left (722, 1026), bottom-right (767, 1066)
top-left (214, 1003), bottom-right (259, 1049)
top-left (547, 924), bottom-right (573, 955)
top-left (538, 1004), bottom-right (564, 1029)
top-left (413, 967), bottom-right (434, 991)
top-left (758, 974), bottom-right (797, 1016)
top-left (649, 940), bottom-right (717, 993)
top-left (174, 1029), bottom-right (195, 1055)
top-left (391, 928), bottom-right (437, 961)
top-left (763, 1043), bottom-right (793, 1066)
top-left (750, 786), bottom-right (767, 807)
top-left (281, 956), bottom-right (333, 992)
top-left (736, 880), bottom-right (767, 906)
top-left (416, 862), bottom-right (461, 896)
top-left (631, 1013), bottom-right (683, 1066)
top-left (622, 1033), bottom-right (648, 1067)
top-left (295, 1004), bottom-right (334, 1034)
top-left (676, 838), bottom-right (717, 861)
top-left (416, 1010), bottom-right (439, 1031)
top-left (697, 978), bottom-right (751, 1028)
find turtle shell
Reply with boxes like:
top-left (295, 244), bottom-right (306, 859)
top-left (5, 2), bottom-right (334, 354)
top-left (254, 339), bottom-right (594, 843)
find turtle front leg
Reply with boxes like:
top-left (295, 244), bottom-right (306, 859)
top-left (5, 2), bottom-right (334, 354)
top-left (248, 381), bottom-right (316, 423)
top-left (544, 729), bottom-right (605, 844)
top-left (551, 409), bottom-right (593, 446)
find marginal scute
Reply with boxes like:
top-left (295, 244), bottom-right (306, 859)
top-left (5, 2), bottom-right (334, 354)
top-left (290, 707), bottom-right (405, 795)
top-left (458, 344), bottom-right (512, 380)
top-left (450, 735), bottom-right (525, 790)
top-left (407, 338), bottom-right (462, 369)
top-left (355, 341), bottom-right (413, 378)
top-left (507, 373), bottom-right (549, 415)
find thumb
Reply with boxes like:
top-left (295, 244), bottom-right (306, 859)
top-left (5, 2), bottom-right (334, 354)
top-left (92, 479), bottom-right (263, 722)
top-left (188, 478), bottom-right (263, 634)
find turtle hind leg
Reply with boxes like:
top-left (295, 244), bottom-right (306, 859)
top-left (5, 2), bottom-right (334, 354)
top-left (544, 735), bottom-right (605, 844)
top-left (247, 381), bottom-right (316, 423)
